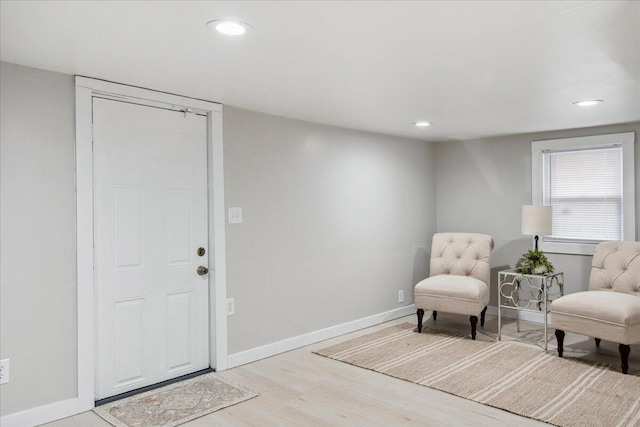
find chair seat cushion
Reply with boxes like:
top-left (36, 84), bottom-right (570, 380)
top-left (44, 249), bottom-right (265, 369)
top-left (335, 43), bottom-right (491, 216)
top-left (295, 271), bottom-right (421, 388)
top-left (414, 274), bottom-right (489, 316)
top-left (551, 291), bottom-right (640, 326)
top-left (551, 291), bottom-right (640, 344)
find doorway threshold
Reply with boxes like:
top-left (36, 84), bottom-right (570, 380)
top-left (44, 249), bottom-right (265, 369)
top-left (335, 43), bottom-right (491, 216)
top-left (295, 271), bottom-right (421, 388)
top-left (94, 367), bottom-right (215, 407)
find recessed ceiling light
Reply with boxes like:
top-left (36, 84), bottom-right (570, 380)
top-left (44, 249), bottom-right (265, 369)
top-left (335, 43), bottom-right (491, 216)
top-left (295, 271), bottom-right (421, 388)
top-left (414, 121), bottom-right (432, 127)
top-left (206, 20), bottom-right (253, 36)
top-left (572, 100), bottom-right (604, 107)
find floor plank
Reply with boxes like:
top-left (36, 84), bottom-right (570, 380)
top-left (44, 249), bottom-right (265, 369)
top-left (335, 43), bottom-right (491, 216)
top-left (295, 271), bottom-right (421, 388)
top-left (44, 313), bottom-right (638, 427)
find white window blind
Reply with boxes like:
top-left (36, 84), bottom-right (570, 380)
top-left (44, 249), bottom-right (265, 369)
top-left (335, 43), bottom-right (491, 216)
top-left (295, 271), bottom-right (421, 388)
top-left (542, 146), bottom-right (622, 244)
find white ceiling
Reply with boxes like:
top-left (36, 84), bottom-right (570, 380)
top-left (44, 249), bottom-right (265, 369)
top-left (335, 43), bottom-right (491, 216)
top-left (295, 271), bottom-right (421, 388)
top-left (1, 1), bottom-right (639, 141)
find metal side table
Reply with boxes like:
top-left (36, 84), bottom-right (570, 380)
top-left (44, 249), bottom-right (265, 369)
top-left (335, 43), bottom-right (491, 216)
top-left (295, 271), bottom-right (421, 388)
top-left (497, 270), bottom-right (564, 350)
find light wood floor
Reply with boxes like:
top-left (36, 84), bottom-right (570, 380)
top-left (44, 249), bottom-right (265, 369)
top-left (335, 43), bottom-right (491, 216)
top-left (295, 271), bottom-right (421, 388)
top-left (44, 313), bottom-right (639, 427)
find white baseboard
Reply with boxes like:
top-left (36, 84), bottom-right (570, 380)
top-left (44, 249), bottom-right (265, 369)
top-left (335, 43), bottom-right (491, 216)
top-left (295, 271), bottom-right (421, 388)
top-left (486, 305), bottom-right (550, 324)
top-left (227, 304), bottom-right (416, 368)
top-left (0, 397), bottom-right (79, 427)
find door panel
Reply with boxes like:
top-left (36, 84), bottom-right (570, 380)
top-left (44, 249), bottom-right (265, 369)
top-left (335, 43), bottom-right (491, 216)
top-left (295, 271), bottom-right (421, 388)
top-left (93, 98), bottom-right (209, 400)
top-left (167, 291), bottom-right (193, 371)
top-left (113, 188), bottom-right (144, 270)
top-left (166, 190), bottom-right (193, 265)
top-left (113, 297), bottom-right (145, 386)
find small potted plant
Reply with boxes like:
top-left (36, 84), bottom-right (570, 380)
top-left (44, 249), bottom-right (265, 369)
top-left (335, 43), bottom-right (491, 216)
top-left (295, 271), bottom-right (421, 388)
top-left (514, 249), bottom-right (554, 275)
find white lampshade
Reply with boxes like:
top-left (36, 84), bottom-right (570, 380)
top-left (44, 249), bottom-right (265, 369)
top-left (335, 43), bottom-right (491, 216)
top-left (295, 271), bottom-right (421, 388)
top-left (522, 205), bottom-right (552, 236)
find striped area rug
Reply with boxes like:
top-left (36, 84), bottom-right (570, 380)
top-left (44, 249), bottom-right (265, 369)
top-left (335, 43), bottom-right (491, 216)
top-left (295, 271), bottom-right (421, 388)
top-left (314, 323), bottom-right (640, 427)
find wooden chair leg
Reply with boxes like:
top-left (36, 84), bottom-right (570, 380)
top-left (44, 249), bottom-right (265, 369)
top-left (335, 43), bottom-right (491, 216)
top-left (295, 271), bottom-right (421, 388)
top-left (619, 344), bottom-right (631, 374)
top-left (417, 309), bottom-right (424, 333)
top-left (470, 315), bottom-right (478, 340)
top-left (595, 338), bottom-right (601, 348)
top-left (432, 310), bottom-right (437, 321)
top-left (480, 306), bottom-right (487, 327)
top-left (555, 329), bottom-right (565, 357)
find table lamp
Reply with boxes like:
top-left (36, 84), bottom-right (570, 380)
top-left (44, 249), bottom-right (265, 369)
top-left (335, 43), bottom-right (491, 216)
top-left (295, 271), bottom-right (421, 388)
top-left (522, 205), bottom-right (552, 251)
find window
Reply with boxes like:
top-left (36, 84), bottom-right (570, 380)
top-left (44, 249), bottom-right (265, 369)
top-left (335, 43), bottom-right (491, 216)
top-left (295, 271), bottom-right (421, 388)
top-left (531, 132), bottom-right (635, 255)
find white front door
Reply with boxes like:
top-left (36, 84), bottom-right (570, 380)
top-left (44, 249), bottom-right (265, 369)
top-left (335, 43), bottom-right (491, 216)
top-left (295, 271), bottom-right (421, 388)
top-left (93, 98), bottom-right (210, 400)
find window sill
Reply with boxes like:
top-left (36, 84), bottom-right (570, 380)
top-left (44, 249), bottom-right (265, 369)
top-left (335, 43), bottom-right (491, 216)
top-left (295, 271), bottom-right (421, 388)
top-left (540, 241), bottom-right (597, 256)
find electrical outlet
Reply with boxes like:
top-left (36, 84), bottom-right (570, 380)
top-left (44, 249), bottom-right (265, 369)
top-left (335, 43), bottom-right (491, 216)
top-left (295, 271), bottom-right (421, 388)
top-left (226, 298), bottom-right (235, 316)
top-left (398, 290), bottom-right (405, 303)
top-left (0, 359), bottom-right (9, 384)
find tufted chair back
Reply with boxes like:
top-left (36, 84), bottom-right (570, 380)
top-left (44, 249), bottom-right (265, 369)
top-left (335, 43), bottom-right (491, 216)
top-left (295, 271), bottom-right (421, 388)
top-left (430, 233), bottom-right (494, 287)
top-left (589, 241), bottom-right (640, 295)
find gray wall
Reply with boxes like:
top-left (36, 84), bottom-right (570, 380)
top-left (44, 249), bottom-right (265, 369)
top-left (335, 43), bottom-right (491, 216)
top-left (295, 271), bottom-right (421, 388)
top-left (434, 122), bottom-right (640, 306)
top-left (223, 107), bottom-right (436, 354)
top-left (0, 62), bottom-right (436, 416)
top-left (0, 63), bottom-right (78, 415)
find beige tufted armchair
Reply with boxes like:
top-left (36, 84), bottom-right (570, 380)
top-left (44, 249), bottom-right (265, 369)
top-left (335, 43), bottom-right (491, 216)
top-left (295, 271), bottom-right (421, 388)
top-left (551, 241), bottom-right (640, 374)
top-left (415, 232), bottom-right (494, 340)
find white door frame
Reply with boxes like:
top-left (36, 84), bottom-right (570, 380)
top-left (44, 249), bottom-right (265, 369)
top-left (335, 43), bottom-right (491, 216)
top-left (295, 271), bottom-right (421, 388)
top-left (75, 76), bottom-right (228, 411)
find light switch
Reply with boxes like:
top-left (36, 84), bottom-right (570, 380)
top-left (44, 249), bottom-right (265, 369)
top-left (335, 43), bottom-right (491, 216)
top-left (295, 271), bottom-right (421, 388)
top-left (228, 207), bottom-right (242, 224)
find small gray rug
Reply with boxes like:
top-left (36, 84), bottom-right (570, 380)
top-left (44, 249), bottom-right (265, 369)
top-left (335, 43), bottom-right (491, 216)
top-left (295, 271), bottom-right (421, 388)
top-left (315, 322), bottom-right (640, 427)
top-left (93, 373), bottom-right (258, 427)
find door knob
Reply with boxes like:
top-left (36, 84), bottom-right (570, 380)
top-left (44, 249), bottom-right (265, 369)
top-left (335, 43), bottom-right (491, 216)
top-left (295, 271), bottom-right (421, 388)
top-left (197, 266), bottom-right (209, 276)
